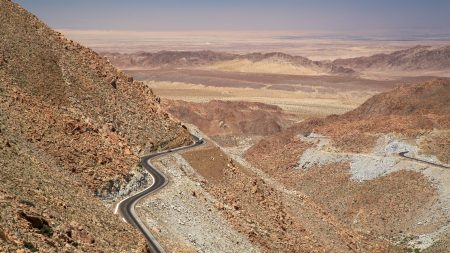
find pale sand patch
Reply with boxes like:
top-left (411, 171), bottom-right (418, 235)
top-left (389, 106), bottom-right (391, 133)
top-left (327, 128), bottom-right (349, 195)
top-left (145, 80), bottom-right (373, 118)
top-left (199, 59), bottom-right (326, 76)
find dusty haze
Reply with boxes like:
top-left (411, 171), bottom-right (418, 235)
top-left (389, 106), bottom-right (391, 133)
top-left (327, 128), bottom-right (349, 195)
top-left (60, 30), bottom-right (450, 61)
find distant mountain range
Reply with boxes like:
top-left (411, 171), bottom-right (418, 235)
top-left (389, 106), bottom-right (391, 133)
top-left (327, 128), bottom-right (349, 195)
top-left (102, 50), bottom-right (355, 76)
top-left (102, 45), bottom-right (450, 78)
top-left (333, 45), bottom-right (450, 72)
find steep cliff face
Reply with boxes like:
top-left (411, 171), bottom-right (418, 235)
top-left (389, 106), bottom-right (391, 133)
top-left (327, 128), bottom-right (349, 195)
top-left (0, 0), bottom-right (191, 251)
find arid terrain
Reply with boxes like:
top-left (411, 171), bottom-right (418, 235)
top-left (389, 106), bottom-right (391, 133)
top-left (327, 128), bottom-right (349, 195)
top-left (138, 80), bottom-right (450, 252)
top-left (62, 30), bottom-right (450, 61)
top-left (0, 1), bottom-right (190, 252)
top-left (98, 43), bottom-right (450, 252)
top-left (164, 100), bottom-right (292, 136)
top-left (2, 0), bottom-right (450, 253)
top-left (102, 46), bottom-right (450, 78)
top-left (97, 43), bottom-right (450, 252)
top-left (244, 79), bottom-right (450, 252)
top-left (100, 47), bottom-right (448, 122)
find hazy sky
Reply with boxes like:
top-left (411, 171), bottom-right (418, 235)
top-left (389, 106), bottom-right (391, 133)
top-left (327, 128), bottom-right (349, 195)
top-left (15, 0), bottom-right (450, 33)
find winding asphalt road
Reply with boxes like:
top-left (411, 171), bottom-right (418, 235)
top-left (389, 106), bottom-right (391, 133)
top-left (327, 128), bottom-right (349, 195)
top-left (116, 135), bottom-right (205, 253)
top-left (399, 151), bottom-right (450, 169)
top-left (114, 141), bottom-right (447, 252)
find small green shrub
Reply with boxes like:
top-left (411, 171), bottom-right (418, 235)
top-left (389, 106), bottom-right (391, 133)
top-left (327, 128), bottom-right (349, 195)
top-left (24, 242), bottom-right (38, 252)
top-left (40, 224), bottom-right (53, 237)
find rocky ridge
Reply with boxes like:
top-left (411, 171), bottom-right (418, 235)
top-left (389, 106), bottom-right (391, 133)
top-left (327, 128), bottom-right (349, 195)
top-left (245, 79), bottom-right (450, 252)
top-left (163, 100), bottom-right (292, 137)
top-left (334, 46), bottom-right (450, 72)
top-left (0, 0), bottom-right (191, 251)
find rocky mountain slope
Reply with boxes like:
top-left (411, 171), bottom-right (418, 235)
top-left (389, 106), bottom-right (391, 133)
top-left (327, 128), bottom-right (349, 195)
top-left (180, 143), bottom-right (396, 252)
top-left (0, 0), bottom-right (191, 251)
top-left (102, 51), bottom-right (355, 76)
top-left (318, 79), bottom-right (450, 152)
top-left (103, 50), bottom-right (235, 69)
top-left (163, 100), bottom-right (291, 137)
top-left (334, 46), bottom-right (450, 72)
top-left (247, 78), bottom-right (450, 171)
top-left (132, 81), bottom-right (450, 251)
top-left (346, 78), bottom-right (450, 117)
top-left (245, 79), bottom-right (450, 252)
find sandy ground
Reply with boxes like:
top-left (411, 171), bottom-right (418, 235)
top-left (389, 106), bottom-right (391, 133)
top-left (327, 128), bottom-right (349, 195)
top-left (200, 59), bottom-right (326, 75)
top-left (145, 80), bottom-right (372, 119)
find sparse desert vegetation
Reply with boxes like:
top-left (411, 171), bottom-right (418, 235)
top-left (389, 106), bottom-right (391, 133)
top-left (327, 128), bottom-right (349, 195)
top-left (2, 0), bottom-right (450, 252)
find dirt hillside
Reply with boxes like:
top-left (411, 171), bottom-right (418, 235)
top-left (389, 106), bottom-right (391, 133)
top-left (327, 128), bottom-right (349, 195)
top-left (245, 79), bottom-right (450, 252)
top-left (247, 79), bottom-right (450, 168)
top-left (346, 79), bottom-right (450, 117)
top-left (182, 144), bottom-right (396, 252)
top-left (0, 0), bottom-right (191, 251)
top-left (317, 79), bottom-right (450, 152)
top-left (164, 100), bottom-right (292, 137)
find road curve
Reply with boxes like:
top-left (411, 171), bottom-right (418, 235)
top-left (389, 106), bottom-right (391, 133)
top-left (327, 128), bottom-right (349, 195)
top-left (399, 151), bottom-right (450, 169)
top-left (117, 135), bottom-right (205, 253)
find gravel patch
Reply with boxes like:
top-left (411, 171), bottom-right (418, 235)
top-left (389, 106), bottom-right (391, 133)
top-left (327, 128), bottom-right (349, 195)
top-left (136, 153), bottom-right (260, 253)
top-left (296, 133), bottom-right (441, 181)
top-left (296, 132), bottom-right (450, 250)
